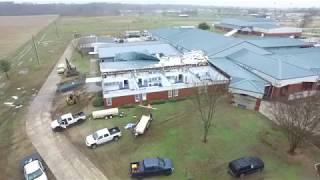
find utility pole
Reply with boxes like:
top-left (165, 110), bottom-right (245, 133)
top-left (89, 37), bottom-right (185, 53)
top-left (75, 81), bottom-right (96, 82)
top-left (32, 35), bottom-right (40, 65)
top-left (54, 20), bottom-right (59, 38)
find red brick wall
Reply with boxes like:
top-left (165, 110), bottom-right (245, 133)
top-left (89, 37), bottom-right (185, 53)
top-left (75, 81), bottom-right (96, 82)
top-left (254, 98), bottom-right (262, 111)
top-left (178, 87), bottom-right (196, 97)
top-left (104, 84), bottom-right (227, 108)
top-left (269, 82), bottom-right (316, 99)
top-left (147, 91), bottom-right (168, 102)
top-left (104, 95), bottom-right (135, 108)
top-left (288, 83), bottom-right (303, 94)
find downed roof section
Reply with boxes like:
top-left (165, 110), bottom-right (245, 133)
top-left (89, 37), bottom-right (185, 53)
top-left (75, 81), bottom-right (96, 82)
top-left (115, 52), bottom-right (159, 61)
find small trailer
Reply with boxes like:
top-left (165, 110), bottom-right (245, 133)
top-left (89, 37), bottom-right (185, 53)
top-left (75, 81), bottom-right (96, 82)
top-left (91, 108), bottom-right (123, 119)
top-left (133, 114), bottom-right (153, 136)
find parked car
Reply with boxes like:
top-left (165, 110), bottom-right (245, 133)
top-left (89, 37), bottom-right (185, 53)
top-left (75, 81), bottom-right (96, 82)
top-left (228, 156), bottom-right (264, 178)
top-left (51, 112), bottom-right (86, 131)
top-left (130, 157), bottom-right (173, 178)
top-left (20, 153), bottom-right (48, 180)
top-left (86, 127), bottom-right (121, 148)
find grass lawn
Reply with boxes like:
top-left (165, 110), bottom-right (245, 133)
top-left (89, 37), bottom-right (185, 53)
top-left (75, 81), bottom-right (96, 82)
top-left (71, 51), bottom-right (91, 74)
top-left (62, 99), bottom-right (320, 180)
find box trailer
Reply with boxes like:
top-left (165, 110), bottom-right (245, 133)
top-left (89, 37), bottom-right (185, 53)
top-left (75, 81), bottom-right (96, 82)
top-left (92, 108), bottom-right (119, 119)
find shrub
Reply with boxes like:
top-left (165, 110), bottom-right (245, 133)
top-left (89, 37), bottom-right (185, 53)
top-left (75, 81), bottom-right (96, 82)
top-left (92, 93), bottom-right (104, 107)
top-left (198, 22), bottom-right (210, 30)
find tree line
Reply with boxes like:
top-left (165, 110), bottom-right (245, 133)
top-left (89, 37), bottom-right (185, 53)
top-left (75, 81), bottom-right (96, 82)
top-left (0, 2), bottom-right (200, 16)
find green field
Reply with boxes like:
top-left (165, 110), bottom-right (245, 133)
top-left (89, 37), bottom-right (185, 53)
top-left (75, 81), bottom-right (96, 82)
top-left (63, 99), bottom-right (319, 180)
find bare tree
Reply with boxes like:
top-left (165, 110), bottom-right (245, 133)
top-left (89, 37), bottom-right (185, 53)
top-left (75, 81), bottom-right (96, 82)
top-left (193, 83), bottom-right (227, 143)
top-left (271, 94), bottom-right (320, 154)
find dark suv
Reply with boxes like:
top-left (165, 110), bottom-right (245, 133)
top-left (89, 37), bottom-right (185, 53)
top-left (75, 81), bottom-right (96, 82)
top-left (228, 156), bottom-right (264, 178)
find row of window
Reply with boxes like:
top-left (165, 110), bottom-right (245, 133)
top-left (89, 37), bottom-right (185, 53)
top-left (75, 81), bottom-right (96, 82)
top-left (105, 89), bottom-right (179, 106)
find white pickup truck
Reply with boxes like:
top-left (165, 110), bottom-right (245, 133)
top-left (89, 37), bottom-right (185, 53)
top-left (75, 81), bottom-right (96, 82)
top-left (86, 127), bottom-right (121, 148)
top-left (51, 112), bottom-right (86, 131)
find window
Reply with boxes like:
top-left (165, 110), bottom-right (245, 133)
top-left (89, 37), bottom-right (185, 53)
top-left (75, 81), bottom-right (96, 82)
top-left (142, 93), bottom-right (147, 101)
top-left (173, 89), bottom-right (179, 97)
top-left (106, 98), bottom-right (112, 106)
top-left (168, 90), bottom-right (172, 98)
top-left (98, 136), bottom-right (103, 140)
top-left (67, 118), bottom-right (72, 121)
top-left (104, 134), bottom-right (109, 137)
top-left (135, 94), bottom-right (141, 102)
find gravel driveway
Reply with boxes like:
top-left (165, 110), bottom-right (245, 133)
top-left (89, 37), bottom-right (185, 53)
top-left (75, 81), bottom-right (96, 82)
top-left (25, 42), bottom-right (108, 180)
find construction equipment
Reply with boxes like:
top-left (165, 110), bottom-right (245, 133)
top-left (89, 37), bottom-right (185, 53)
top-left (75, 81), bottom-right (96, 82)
top-left (65, 91), bottom-right (81, 105)
top-left (65, 58), bottom-right (79, 77)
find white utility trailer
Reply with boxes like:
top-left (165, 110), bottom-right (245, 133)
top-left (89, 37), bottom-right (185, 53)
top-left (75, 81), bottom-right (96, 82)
top-left (133, 114), bottom-right (153, 136)
top-left (92, 108), bottom-right (119, 119)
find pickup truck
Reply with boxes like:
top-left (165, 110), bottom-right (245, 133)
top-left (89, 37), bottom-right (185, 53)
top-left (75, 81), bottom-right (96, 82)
top-left (130, 157), bottom-right (173, 178)
top-left (20, 153), bottom-right (48, 180)
top-left (86, 127), bottom-right (121, 148)
top-left (51, 112), bottom-right (86, 131)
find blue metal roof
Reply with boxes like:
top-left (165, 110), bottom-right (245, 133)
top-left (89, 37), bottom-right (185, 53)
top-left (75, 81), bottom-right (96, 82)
top-left (210, 58), bottom-right (268, 95)
top-left (150, 28), bottom-right (243, 55)
top-left (211, 41), bottom-right (272, 58)
top-left (228, 49), bottom-right (315, 80)
top-left (219, 18), bottom-right (278, 29)
top-left (246, 38), bottom-right (311, 48)
top-left (269, 47), bottom-right (320, 74)
top-left (98, 41), bottom-right (180, 59)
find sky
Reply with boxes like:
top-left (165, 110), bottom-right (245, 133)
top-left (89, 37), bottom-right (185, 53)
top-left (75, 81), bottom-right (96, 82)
top-left (5, 0), bottom-right (320, 8)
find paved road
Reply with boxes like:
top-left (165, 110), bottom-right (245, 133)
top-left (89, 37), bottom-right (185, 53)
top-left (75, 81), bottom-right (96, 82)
top-left (26, 42), bottom-right (108, 180)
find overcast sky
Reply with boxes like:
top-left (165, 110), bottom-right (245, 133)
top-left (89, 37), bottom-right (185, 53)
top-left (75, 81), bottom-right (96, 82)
top-left (5, 0), bottom-right (320, 8)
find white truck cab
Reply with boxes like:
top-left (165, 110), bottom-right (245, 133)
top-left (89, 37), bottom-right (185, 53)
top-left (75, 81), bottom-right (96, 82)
top-left (51, 112), bottom-right (86, 131)
top-left (86, 127), bottom-right (121, 148)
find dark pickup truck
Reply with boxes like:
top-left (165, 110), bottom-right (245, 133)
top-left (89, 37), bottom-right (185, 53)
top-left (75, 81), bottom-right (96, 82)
top-left (130, 157), bottom-right (173, 178)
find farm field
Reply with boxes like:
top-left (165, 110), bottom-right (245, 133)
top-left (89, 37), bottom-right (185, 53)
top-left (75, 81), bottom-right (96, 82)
top-left (0, 15), bottom-right (218, 179)
top-left (0, 15), bottom-right (58, 59)
top-left (59, 99), bottom-right (320, 180)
